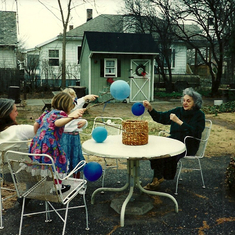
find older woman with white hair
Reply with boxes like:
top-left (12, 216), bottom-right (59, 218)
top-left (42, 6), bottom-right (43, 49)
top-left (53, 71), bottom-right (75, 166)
top-left (143, 87), bottom-right (205, 190)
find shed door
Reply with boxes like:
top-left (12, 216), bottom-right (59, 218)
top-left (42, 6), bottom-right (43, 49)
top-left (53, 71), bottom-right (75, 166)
top-left (130, 59), bottom-right (151, 102)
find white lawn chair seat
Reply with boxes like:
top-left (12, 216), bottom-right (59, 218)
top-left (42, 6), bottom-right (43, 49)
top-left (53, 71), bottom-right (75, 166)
top-left (5, 150), bottom-right (89, 235)
top-left (175, 119), bottom-right (212, 195)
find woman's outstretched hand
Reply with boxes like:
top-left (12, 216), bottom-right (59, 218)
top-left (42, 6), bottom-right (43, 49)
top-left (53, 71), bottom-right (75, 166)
top-left (170, 113), bottom-right (183, 126)
top-left (143, 100), bottom-right (153, 112)
top-left (69, 109), bottom-right (84, 119)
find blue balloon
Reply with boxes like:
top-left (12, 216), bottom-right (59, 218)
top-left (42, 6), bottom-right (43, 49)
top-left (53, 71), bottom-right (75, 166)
top-left (110, 80), bottom-right (130, 100)
top-left (83, 162), bottom-right (103, 181)
top-left (92, 127), bottom-right (108, 143)
top-left (132, 102), bottom-right (145, 116)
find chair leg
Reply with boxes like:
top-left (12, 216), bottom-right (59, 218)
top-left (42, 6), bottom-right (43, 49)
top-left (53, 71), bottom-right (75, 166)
top-left (175, 160), bottom-right (183, 195)
top-left (19, 197), bottom-right (26, 235)
top-left (101, 158), bottom-right (108, 189)
top-left (197, 158), bottom-right (205, 188)
top-left (116, 159), bottom-right (120, 184)
top-left (45, 201), bottom-right (52, 222)
top-left (101, 165), bottom-right (106, 194)
top-left (62, 203), bottom-right (69, 235)
top-left (102, 158), bottom-right (120, 189)
top-left (0, 184), bottom-right (3, 229)
top-left (82, 193), bottom-right (90, 230)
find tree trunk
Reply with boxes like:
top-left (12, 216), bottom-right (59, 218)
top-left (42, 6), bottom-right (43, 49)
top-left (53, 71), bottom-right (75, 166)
top-left (61, 28), bottom-right (66, 88)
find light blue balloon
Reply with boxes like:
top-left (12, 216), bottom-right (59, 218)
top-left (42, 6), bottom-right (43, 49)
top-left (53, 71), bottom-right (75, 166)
top-left (110, 80), bottom-right (130, 100)
top-left (92, 127), bottom-right (108, 143)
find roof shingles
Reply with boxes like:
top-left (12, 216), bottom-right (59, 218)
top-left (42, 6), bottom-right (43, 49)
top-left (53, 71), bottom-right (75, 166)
top-left (84, 31), bottom-right (159, 54)
top-left (0, 11), bottom-right (17, 45)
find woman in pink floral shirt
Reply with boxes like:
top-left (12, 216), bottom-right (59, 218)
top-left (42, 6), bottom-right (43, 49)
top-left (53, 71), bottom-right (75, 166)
top-left (29, 92), bottom-right (84, 193)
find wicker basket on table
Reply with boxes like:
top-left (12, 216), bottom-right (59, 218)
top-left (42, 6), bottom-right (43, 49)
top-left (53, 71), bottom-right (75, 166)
top-left (122, 120), bottom-right (148, 145)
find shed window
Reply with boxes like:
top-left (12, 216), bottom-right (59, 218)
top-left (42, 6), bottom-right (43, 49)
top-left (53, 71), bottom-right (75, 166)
top-left (49, 50), bottom-right (59, 66)
top-left (104, 58), bottom-right (117, 77)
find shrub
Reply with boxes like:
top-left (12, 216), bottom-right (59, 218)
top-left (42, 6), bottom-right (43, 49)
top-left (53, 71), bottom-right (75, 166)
top-left (202, 101), bottom-right (235, 114)
top-left (226, 155), bottom-right (235, 192)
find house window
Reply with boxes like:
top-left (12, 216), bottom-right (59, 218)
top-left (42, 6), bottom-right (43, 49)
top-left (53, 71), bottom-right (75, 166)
top-left (77, 46), bottom-right (82, 64)
top-left (171, 48), bottom-right (175, 68)
top-left (49, 50), bottom-right (59, 66)
top-left (104, 58), bottom-right (117, 77)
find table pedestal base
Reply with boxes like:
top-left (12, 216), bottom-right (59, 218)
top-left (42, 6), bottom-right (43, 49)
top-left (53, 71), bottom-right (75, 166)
top-left (91, 159), bottom-right (178, 227)
top-left (110, 193), bottom-right (154, 215)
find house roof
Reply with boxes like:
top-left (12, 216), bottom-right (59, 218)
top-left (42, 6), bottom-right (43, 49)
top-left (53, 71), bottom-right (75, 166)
top-left (0, 11), bottom-right (17, 46)
top-left (32, 13), bottom-right (202, 50)
top-left (67, 14), bottom-right (202, 40)
top-left (66, 14), bottom-right (124, 37)
top-left (83, 31), bottom-right (159, 54)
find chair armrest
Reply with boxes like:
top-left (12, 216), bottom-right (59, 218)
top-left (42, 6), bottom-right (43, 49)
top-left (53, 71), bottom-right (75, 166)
top-left (62, 160), bottom-right (87, 180)
top-left (183, 135), bottom-right (208, 143)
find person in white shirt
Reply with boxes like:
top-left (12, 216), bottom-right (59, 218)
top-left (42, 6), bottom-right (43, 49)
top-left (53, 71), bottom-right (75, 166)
top-left (0, 98), bottom-right (35, 149)
top-left (0, 98), bottom-right (35, 206)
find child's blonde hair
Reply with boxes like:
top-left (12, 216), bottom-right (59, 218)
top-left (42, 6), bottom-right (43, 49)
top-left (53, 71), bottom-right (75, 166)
top-left (51, 92), bottom-right (74, 114)
top-left (62, 88), bottom-right (77, 99)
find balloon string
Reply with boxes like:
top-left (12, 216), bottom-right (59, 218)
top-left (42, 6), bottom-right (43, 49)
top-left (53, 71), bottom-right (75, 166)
top-left (92, 121), bottom-right (147, 135)
top-left (81, 120), bottom-right (148, 135)
top-left (85, 98), bottom-right (114, 110)
top-left (102, 100), bottom-right (108, 113)
top-left (94, 120), bottom-right (124, 132)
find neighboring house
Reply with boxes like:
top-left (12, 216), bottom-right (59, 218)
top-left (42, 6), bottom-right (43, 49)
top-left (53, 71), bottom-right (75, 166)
top-left (27, 12), bottom-right (199, 90)
top-left (27, 14), bottom-right (125, 84)
top-left (26, 36), bottom-right (80, 87)
top-left (0, 11), bottom-right (18, 69)
top-left (0, 11), bottom-right (22, 94)
top-left (80, 31), bottom-right (159, 102)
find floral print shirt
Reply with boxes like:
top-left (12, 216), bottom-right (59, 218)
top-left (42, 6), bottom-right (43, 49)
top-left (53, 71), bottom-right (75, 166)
top-left (29, 110), bottom-right (68, 174)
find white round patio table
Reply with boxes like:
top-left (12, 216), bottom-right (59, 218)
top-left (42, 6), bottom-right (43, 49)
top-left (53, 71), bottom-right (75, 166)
top-left (82, 135), bottom-right (186, 227)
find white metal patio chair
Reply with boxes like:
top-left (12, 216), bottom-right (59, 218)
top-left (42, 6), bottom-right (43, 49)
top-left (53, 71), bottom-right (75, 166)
top-left (82, 116), bottom-right (123, 188)
top-left (5, 150), bottom-right (89, 235)
top-left (175, 119), bottom-right (212, 195)
top-left (0, 141), bottom-right (29, 229)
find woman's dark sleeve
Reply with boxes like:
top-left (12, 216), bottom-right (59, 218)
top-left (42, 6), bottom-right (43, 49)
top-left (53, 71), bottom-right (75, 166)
top-left (148, 108), bottom-right (179, 125)
top-left (180, 110), bottom-right (205, 139)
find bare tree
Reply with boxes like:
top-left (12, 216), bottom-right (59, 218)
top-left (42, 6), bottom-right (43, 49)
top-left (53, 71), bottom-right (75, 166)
top-left (169, 0), bottom-right (235, 95)
top-left (124, 0), bottom-right (235, 95)
top-left (123, 0), bottom-right (176, 92)
top-left (57, 0), bottom-right (72, 88)
top-left (39, 0), bottom-right (87, 88)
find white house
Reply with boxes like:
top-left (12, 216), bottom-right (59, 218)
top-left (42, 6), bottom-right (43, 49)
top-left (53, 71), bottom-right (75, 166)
top-left (0, 11), bottom-right (18, 69)
top-left (27, 12), bottom-right (198, 89)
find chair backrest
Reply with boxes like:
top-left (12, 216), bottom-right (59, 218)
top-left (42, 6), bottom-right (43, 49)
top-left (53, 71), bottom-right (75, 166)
top-left (5, 150), bottom-right (65, 203)
top-left (195, 119), bottom-right (212, 158)
top-left (92, 117), bottom-right (123, 135)
top-left (0, 141), bottom-right (29, 176)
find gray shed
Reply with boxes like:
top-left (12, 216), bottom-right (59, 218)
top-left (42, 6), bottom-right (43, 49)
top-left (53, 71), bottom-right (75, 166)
top-left (80, 31), bottom-right (159, 102)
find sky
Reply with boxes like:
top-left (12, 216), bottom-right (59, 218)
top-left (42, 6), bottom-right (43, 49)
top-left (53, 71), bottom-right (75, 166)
top-left (0, 0), bottom-right (125, 49)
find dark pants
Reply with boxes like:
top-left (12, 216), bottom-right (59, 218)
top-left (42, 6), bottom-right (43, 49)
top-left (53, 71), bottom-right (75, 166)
top-left (150, 152), bottom-right (185, 180)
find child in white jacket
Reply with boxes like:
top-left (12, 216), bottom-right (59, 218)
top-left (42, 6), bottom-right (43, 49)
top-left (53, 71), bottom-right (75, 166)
top-left (61, 88), bottom-right (98, 178)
